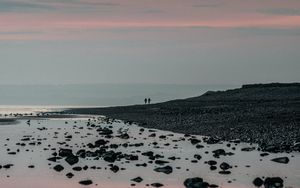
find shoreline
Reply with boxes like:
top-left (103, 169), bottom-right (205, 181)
top-left (63, 83), bottom-right (300, 153)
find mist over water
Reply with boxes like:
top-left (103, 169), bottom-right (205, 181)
top-left (0, 84), bottom-right (236, 107)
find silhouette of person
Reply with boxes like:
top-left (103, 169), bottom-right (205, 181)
top-left (148, 98), bottom-right (151, 104)
top-left (144, 98), bottom-right (147, 104)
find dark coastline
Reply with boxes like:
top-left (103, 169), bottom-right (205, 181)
top-left (64, 83), bottom-right (300, 152)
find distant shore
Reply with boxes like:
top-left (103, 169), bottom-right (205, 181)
top-left (63, 83), bottom-right (299, 152)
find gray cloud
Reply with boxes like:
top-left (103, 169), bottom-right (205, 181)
top-left (140, 9), bottom-right (165, 14)
top-left (192, 1), bottom-right (224, 8)
top-left (259, 8), bottom-right (300, 16)
top-left (192, 4), bottom-right (220, 8)
top-left (0, 0), bottom-right (120, 13)
top-left (0, 0), bottom-right (54, 12)
top-left (232, 27), bottom-right (300, 36)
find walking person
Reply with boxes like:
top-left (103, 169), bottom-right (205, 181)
top-left (144, 98), bottom-right (147, 104)
top-left (147, 98), bottom-right (151, 104)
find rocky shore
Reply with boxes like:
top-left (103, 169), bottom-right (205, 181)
top-left (64, 83), bottom-right (300, 152)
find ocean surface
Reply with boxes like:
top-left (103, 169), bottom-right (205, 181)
top-left (0, 84), bottom-right (236, 112)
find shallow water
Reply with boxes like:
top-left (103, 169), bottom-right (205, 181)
top-left (0, 116), bottom-right (299, 188)
top-left (0, 84), bottom-right (235, 106)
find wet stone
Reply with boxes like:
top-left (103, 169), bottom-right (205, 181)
top-left (253, 177), bottom-right (264, 187)
top-left (79, 180), bottom-right (93, 185)
top-left (53, 164), bottom-right (64, 172)
top-left (131, 177), bottom-right (143, 183)
top-left (219, 162), bottom-right (231, 171)
top-left (154, 165), bottom-right (173, 174)
top-left (151, 183), bottom-right (164, 187)
top-left (264, 177), bottom-right (284, 188)
top-left (110, 165), bottom-right (119, 173)
top-left (65, 155), bottom-right (79, 166)
top-left (271, 157), bottom-right (289, 164)
top-left (66, 172), bottom-right (74, 179)
top-left (184, 177), bottom-right (210, 188)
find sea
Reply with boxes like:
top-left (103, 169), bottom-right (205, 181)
top-left (0, 83), bottom-right (236, 113)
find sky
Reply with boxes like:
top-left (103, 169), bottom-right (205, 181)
top-left (0, 0), bottom-right (299, 85)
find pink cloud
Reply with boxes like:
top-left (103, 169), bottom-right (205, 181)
top-left (0, 0), bottom-right (300, 41)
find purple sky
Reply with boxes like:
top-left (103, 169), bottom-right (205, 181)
top-left (0, 0), bottom-right (299, 85)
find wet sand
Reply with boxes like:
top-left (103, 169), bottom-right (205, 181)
top-left (0, 115), bottom-right (299, 188)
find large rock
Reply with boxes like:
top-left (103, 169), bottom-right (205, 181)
top-left (94, 139), bottom-right (108, 147)
top-left (271, 157), bottom-right (289, 164)
top-left (65, 155), bottom-right (79, 166)
top-left (103, 151), bottom-right (118, 163)
top-left (58, 148), bottom-right (73, 157)
top-left (219, 162), bottom-right (231, 171)
top-left (79, 180), bottom-right (93, 185)
top-left (131, 177), bottom-right (143, 183)
top-left (264, 177), bottom-right (284, 188)
top-left (253, 177), bottom-right (264, 187)
top-left (53, 164), bottom-right (64, 172)
top-left (184, 177), bottom-right (210, 188)
top-left (154, 166), bottom-right (173, 174)
top-left (151, 183), bottom-right (164, 187)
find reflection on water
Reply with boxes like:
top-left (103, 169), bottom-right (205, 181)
top-left (0, 116), bottom-right (299, 188)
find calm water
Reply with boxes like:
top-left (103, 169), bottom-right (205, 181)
top-left (0, 84), bottom-right (236, 106)
top-left (0, 116), bottom-right (299, 188)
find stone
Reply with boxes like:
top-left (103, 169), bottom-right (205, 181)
top-left (79, 180), bottom-right (93, 185)
top-left (253, 177), bottom-right (264, 187)
top-left (65, 155), bottom-right (79, 166)
top-left (264, 177), bottom-right (283, 188)
top-left (53, 164), bottom-right (64, 172)
top-left (66, 172), bottom-right (74, 179)
top-left (110, 165), bottom-right (119, 173)
top-left (131, 177), bottom-right (143, 183)
top-left (219, 162), bottom-right (231, 171)
top-left (154, 165), bottom-right (173, 174)
top-left (271, 157), bottom-right (289, 164)
top-left (58, 148), bottom-right (73, 157)
top-left (151, 183), bottom-right (164, 187)
top-left (184, 177), bottom-right (209, 188)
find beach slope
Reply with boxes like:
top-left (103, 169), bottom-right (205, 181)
top-left (65, 83), bottom-right (300, 152)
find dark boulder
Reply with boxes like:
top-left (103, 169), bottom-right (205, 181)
top-left (212, 149), bottom-right (226, 158)
top-left (155, 160), bottom-right (169, 165)
top-left (47, 157), bottom-right (62, 162)
top-left (117, 133), bottom-right (130, 139)
top-left (207, 160), bottom-right (217, 166)
top-left (190, 138), bottom-right (201, 145)
top-left (194, 154), bottom-right (202, 160)
top-left (131, 177), bottom-right (143, 183)
top-left (253, 177), bottom-right (264, 187)
top-left (65, 155), bottom-right (79, 166)
top-left (154, 165), bottom-right (173, 174)
top-left (66, 172), bottom-right (74, 179)
top-left (219, 162), bottom-right (231, 171)
top-left (271, 157), bottom-right (289, 164)
top-left (110, 165), bottom-right (119, 173)
top-left (184, 177), bottom-right (210, 188)
top-left (94, 139), bottom-right (108, 147)
top-left (264, 177), bottom-right (283, 188)
top-left (58, 148), bottom-right (73, 157)
top-left (103, 151), bottom-right (118, 163)
top-left (53, 164), bottom-right (64, 172)
top-left (79, 180), bottom-right (93, 185)
top-left (151, 183), bottom-right (164, 187)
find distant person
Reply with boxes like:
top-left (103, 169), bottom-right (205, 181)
top-left (148, 98), bottom-right (151, 104)
top-left (144, 98), bottom-right (147, 104)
